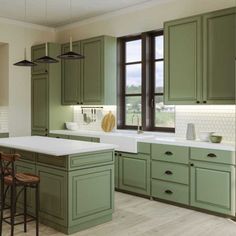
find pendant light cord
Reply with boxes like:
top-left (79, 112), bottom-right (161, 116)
top-left (45, 0), bottom-right (48, 56)
top-left (69, 0), bottom-right (72, 51)
top-left (24, 0), bottom-right (26, 59)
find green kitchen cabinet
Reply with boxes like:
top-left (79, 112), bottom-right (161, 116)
top-left (61, 42), bottom-right (82, 105)
top-left (190, 161), bottom-right (235, 216)
top-left (202, 8), bottom-right (235, 104)
top-left (61, 36), bottom-right (117, 105)
top-left (164, 7), bottom-right (235, 105)
top-left (118, 152), bottom-right (150, 196)
top-left (164, 16), bottom-right (202, 105)
top-left (0, 133), bottom-right (9, 138)
top-left (31, 43), bottom-right (73, 136)
top-left (69, 135), bottom-right (100, 143)
top-left (114, 152), bottom-right (119, 189)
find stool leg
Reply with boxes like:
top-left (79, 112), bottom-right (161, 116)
top-left (10, 185), bottom-right (15, 236)
top-left (35, 185), bottom-right (39, 236)
top-left (24, 187), bottom-right (27, 232)
top-left (0, 177), bottom-right (4, 236)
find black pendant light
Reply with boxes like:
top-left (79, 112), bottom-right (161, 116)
top-left (13, 0), bottom-right (36, 67)
top-left (57, 0), bottom-right (84, 60)
top-left (34, 0), bottom-right (59, 64)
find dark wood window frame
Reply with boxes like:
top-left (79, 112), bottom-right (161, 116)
top-left (117, 30), bottom-right (175, 133)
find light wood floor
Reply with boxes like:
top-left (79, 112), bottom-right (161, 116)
top-left (2, 191), bottom-right (236, 236)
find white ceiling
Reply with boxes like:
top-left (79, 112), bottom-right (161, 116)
top-left (0, 0), bottom-right (155, 27)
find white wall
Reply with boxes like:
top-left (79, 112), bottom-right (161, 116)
top-left (0, 20), bottom-right (55, 136)
top-left (0, 43), bottom-right (9, 106)
top-left (56, 0), bottom-right (235, 42)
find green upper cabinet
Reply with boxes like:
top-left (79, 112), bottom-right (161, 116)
top-left (31, 43), bottom-right (73, 136)
top-left (164, 7), bottom-right (235, 105)
top-left (31, 73), bottom-right (49, 135)
top-left (203, 8), bottom-right (235, 104)
top-left (61, 36), bottom-right (117, 105)
top-left (164, 16), bottom-right (202, 105)
top-left (61, 42), bottom-right (82, 105)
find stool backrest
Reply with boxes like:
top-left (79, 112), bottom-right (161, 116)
top-left (0, 152), bottom-right (21, 178)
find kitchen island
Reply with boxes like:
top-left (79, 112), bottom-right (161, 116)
top-left (0, 136), bottom-right (115, 234)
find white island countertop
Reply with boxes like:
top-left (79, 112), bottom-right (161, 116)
top-left (0, 136), bottom-right (116, 156)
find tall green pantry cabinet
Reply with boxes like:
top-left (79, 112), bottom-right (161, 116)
top-left (31, 43), bottom-right (73, 136)
top-left (164, 7), bottom-right (235, 105)
top-left (62, 36), bottom-right (117, 105)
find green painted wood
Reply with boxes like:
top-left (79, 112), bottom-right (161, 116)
top-left (31, 73), bottom-right (49, 136)
top-left (190, 161), bottom-right (235, 215)
top-left (61, 42), bottom-right (82, 105)
top-left (203, 8), bottom-right (235, 104)
top-left (69, 151), bottom-right (114, 170)
top-left (152, 179), bottom-right (189, 205)
top-left (0, 146), bottom-right (12, 153)
top-left (68, 165), bottom-right (114, 228)
top-left (152, 160), bottom-right (189, 185)
top-left (37, 153), bottom-right (67, 168)
top-left (0, 133), bottom-right (8, 138)
top-left (151, 144), bottom-right (189, 164)
top-left (69, 135), bottom-right (93, 142)
top-left (92, 137), bottom-right (100, 143)
top-left (15, 160), bottom-right (36, 213)
top-left (31, 44), bottom-right (48, 75)
top-left (31, 43), bottom-right (73, 136)
top-left (15, 149), bottom-right (36, 162)
top-left (190, 147), bottom-right (235, 165)
top-left (138, 142), bottom-right (151, 154)
top-left (115, 153), bottom-right (119, 189)
top-left (49, 133), bottom-right (69, 139)
top-left (36, 165), bottom-right (68, 226)
top-left (164, 16), bottom-right (202, 104)
top-left (118, 152), bottom-right (150, 196)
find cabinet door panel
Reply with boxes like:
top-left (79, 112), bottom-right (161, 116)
top-left (164, 16), bottom-right (202, 104)
top-left (119, 154), bottom-right (150, 195)
top-left (31, 44), bottom-right (48, 74)
top-left (81, 38), bottom-right (104, 104)
top-left (31, 74), bottom-right (49, 133)
top-left (37, 166), bottom-right (67, 226)
top-left (203, 8), bottom-right (235, 104)
top-left (190, 162), bottom-right (235, 215)
top-left (61, 43), bottom-right (81, 105)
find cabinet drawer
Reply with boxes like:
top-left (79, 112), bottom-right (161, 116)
top-left (49, 133), bottom-right (69, 139)
top-left (152, 161), bottom-right (189, 185)
top-left (69, 135), bottom-right (92, 142)
top-left (0, 146), bottom-right (12, 154)
top-left (152, 144), bottom-right (189, 164)
top-left (190, 147), bottom-right (235, 165)
top-left (37, 154), bottom-right (67, 168)
top-left (138, 143), bottom-right (151, 154)
top-left (152, 179), bottom-right (189, 205)
top-left (15, 149), bottom-right (36, 162)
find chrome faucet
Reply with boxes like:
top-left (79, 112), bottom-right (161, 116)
top-left (132, 114), bottom-right (143, 134)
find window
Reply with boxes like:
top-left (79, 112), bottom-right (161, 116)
top-left (118, 31), bottom-right (175, 132)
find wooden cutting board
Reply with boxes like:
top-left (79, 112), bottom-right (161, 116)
top-left (101, 111), bottom-right (115, 132)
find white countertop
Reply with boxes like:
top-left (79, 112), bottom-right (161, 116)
top-left (50, 130), bottom-right (235, 152)
top-left (0, 136), bottom-right (116, 156)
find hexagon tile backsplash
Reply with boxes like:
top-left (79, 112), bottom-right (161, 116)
top-left (175, 105), bottom-right (235, 142)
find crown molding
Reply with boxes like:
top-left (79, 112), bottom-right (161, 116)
top-left (55, 0), bottom-right (174, 32)
top-left (0, 17), bottom-right (55, 32)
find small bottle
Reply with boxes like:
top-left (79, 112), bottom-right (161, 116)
top-left (186, 123), bottom-right (196, 140)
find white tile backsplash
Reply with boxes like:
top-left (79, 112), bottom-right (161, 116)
top-left (73, 105), bottom-right (235, 142)
top-left (73, 105), bottom-right (116, 131)
top-left (175, 105), bottom-right (235, 142)
top-left (0, 106), bottom-right (8, 133)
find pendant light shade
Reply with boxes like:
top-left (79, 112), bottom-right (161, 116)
top-left (57, 0), bottom-right (84, 60)
top-left (13, 0), bottom-right (36, 67)
top-left (34, 43), bottom-right (59, 63)
top-left (34, 0), bottom-right (59, 64)
top-left (58, 37), bottom-right (84, 60)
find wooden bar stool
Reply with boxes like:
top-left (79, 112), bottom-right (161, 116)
top-left (0, 152), bottom-right (40, 236)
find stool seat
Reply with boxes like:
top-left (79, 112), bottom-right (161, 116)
top-left (4, 173), bottom-right (40, 185)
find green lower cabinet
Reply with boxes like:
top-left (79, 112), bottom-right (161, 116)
top-left (0, 133), bottom-right (9, 138)
top-left (68, 165), bottom-right (114, 234)
top-left (49, 133), bottom-right (69, 139)
top-left (190, 161), bottom-right (235, 216)
top-left (114, 153), bottom-right (119, 189)
top-left (69, 135), bottom-right (99, 143)
top-left (118, 152), bottom-right (150, 196)
top-left (152, 179), bottom-right (189, 205)
top-left (15, 160), bottom-right (36, 214)
top-left (36, 165), bottom-right (68, 227)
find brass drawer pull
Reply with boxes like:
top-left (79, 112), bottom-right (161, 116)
top-left (165, 151), bottom-right (173, 156)
top-left (207, 153), bottom-right (217, 158)
top-left (165, 190), bottom-right (173, 194)
top-left (165, 170), bottom-right (173, 175)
